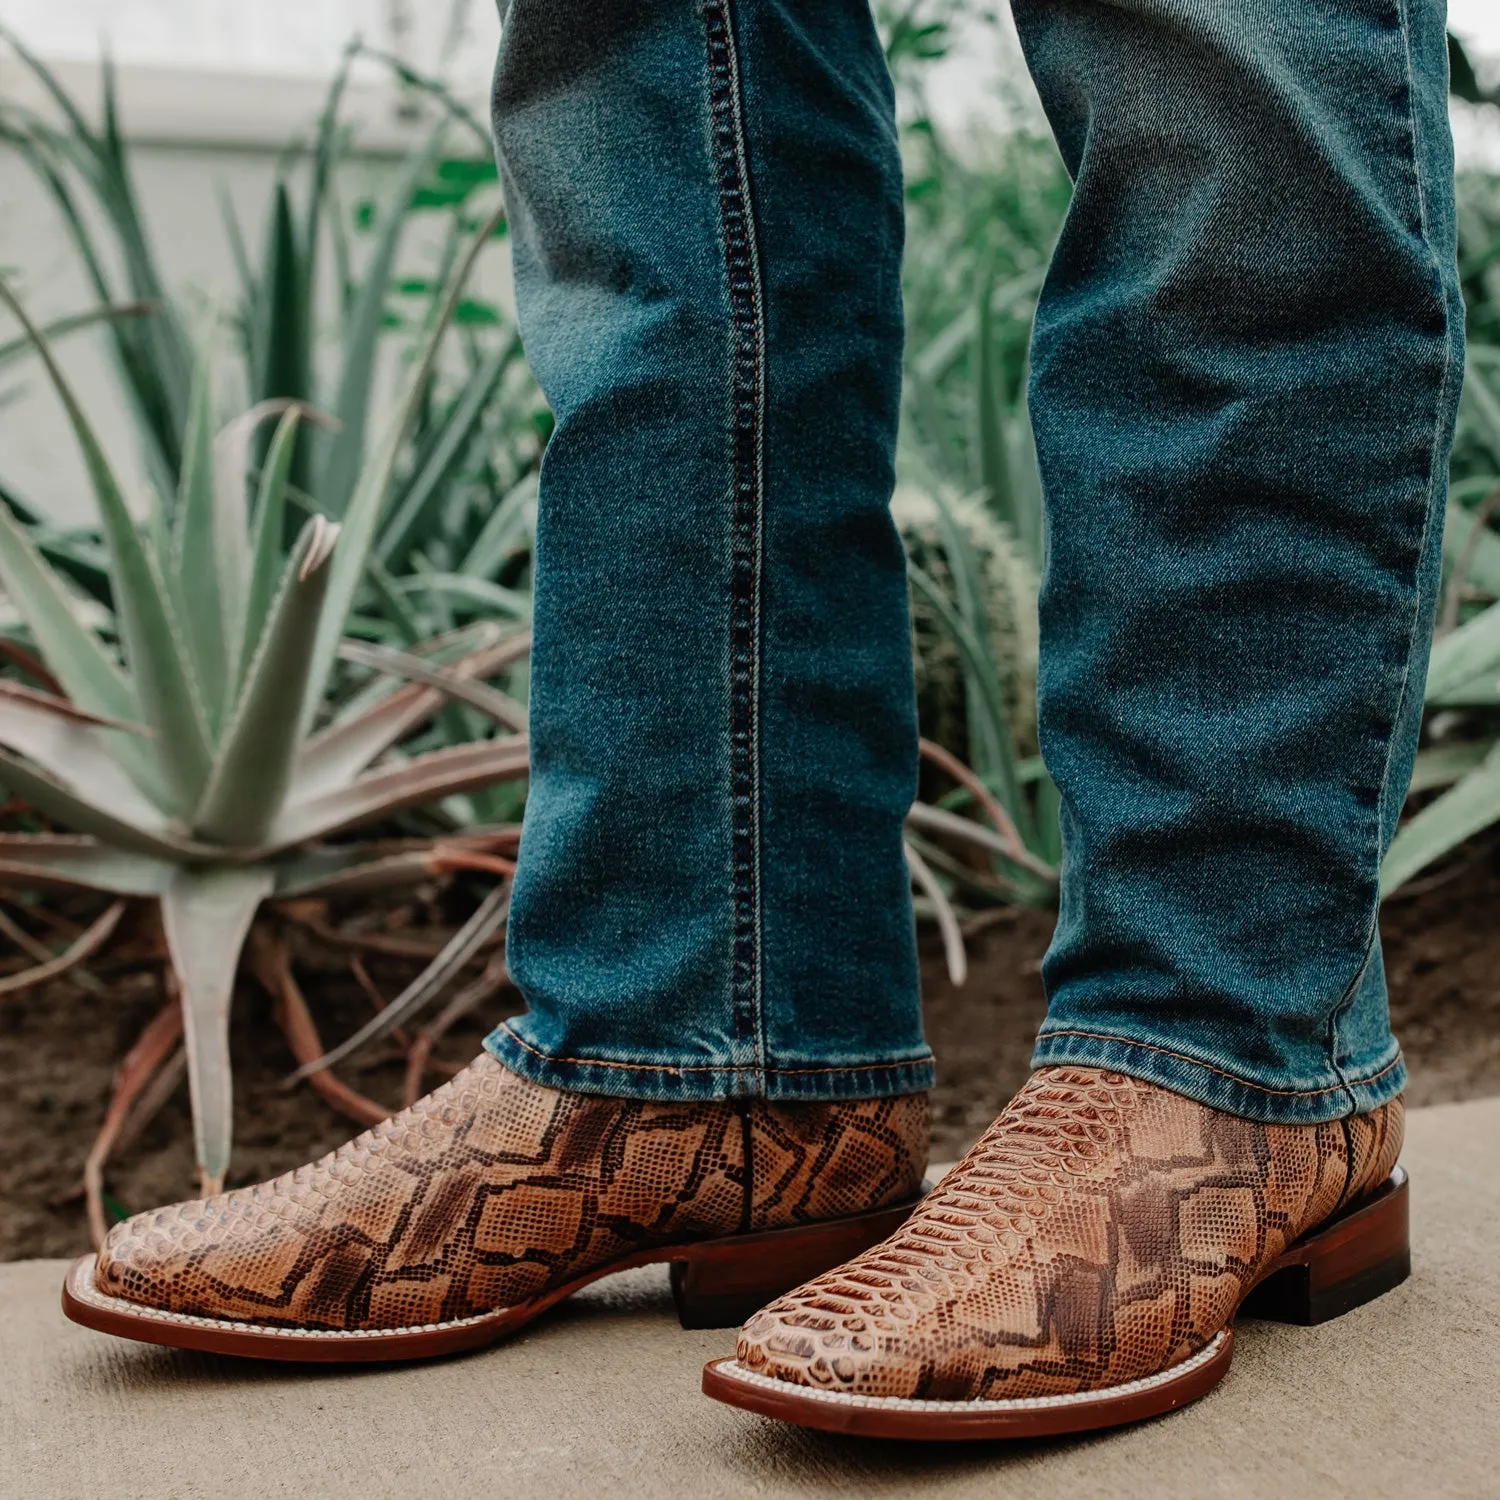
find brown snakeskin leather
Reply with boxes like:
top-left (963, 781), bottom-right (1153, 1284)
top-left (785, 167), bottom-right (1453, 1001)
top-left (738, 1066), bottom-right (1403, 1401)
top-left (95, 1055), bottom-right (927, 1332)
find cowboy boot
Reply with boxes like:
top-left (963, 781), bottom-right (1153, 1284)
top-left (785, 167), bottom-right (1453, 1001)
top-left (705, 1066), bottom-right (1406, 1438)
top-left (63, 1055), bottom-right (928, 1361)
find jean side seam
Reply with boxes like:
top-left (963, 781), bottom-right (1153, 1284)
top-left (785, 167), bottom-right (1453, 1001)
top-left (1034, 1027), bottom-right (1406, 1100)
top-left (702, 0), bottom-right (767, 1093)
top-left (1322, 0), bottom-right (1457, 1098)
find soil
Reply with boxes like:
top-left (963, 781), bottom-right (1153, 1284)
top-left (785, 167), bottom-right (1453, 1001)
top-left (4, 853), bottom-right (1499, 1262)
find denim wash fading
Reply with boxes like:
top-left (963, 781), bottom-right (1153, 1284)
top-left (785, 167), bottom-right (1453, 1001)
top-left (484, 0), bottom-right (1464, 1124)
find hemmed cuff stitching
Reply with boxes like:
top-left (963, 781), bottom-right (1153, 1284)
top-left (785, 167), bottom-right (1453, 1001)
top-left (486, 1021), bottom-right (935, 1103)
top-left (1030, 1026), bottom-right (1406, 1124)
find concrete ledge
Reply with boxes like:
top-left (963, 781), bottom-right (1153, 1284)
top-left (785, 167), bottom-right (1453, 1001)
top-left (2, 1097), bottom-right (1496, 1500)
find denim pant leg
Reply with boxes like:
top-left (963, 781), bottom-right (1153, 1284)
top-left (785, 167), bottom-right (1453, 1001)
top-left (1017, 0), bottom-right (1465, 1121)
top-left (483, 1), bottom-right (933, 1101)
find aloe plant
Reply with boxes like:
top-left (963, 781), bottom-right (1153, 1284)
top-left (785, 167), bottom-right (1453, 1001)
top-left (0, 221), bottom-right (528, 1195)
top-left (1383, 352), bottom-right (1500, 893)
top-left (0, 30), bottom-right (546, 638)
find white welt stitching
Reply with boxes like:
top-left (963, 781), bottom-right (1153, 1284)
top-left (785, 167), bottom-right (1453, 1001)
top-left (715, 1331), bottom-right (1229, 1412)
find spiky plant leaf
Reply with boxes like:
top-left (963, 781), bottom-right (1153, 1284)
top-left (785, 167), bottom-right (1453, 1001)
top-left (0, 497), bottom-right (136, 723)
top-left (1426, 599), bottom-right (1500, 703)
top-left (0, 689), bottom-right (163, 831)
top-left (337, 639), bottom-right (528, 731)
top-left (0, 834), bottom-right (176, 895)
top-left (375, 335), bottom-right (518, 567)
top-left (161, 866), bottom-right (275, 1192)
top-left (213, 399), bottom-right (319, 685)
top-left (1382, 743), bottom-right (1500, 894)
top-left (240, 406), bottom-right (302, 677)
top-left (1408, 741), bottom-right (1491, 795)
top-left (172, 363), bottom-right (231, 729)
top-left (0, 749), bottom-right (212, 859)
top-left (315, 128), bottom-right (447, 518)
top-left (300, 203), bottom-right (508, 737)
top-left (908, 558), bottom-right (1026, 826)
top-left (192, 516), bottom-right (341, 846)
top-left (295, 630), bottom-right (527, 797)
top-left (264, 737), bottom-right (529, 853)
top-left (0, 274), bottom-right (213, 810)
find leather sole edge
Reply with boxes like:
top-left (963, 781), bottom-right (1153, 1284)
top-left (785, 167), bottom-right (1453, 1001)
top-left (700, 1331), bottom-right (1234, 1440)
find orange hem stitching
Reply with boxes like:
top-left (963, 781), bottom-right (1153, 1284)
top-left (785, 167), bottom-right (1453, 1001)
top-left (495, 1022), bottom-right (932, 1078)
top-left (1033, 1027), bottom-right (1405, 1099)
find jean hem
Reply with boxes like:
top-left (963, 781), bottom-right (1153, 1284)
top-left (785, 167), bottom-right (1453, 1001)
top-left (1029, 1027), bottom-right (1407, 1124)
top-left (485, 1021), bottom-right (934, 1102)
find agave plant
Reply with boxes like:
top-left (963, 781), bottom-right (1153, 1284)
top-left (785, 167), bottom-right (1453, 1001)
top-left (0, 29), bottom-right (546, 645)
top-left (0, 220), bottom-right (528, 1206)
top-left (1383, 353), bottom-right (1500, 893)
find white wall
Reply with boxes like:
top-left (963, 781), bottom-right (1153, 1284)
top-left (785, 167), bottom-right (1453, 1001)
top-left (0, 54), bottom-right (509, 523)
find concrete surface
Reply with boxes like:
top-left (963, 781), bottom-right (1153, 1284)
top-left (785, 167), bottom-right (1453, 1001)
top-left (2, 1097), bottom-right (1497, 1500)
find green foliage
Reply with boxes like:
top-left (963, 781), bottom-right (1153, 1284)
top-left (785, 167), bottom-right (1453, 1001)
top-left (0, 34), bottom-right (547, 652)
top-left (0, 237), bottom-right (529, 1187)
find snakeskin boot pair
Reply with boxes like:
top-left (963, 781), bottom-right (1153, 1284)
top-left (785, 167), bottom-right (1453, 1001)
top-left (64, 1059), bottom-right (1407, 1440)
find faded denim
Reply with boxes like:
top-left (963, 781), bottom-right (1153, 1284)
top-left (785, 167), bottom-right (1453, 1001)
top-left (485, 0), bottom-right (1463, 1123)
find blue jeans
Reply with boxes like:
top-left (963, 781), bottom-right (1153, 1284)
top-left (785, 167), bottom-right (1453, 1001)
top-left (484, 0), bottom-right (1463, 1124)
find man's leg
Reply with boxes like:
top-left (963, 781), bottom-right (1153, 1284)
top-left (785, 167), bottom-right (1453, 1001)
top-left (721, 0), bottom-right (1457, 1432)
top-left (1020, 0), bottom-right (1462, 1120)
top-left (488, 0), bottom-right (932, 1102)
top-left (66, 1), bottom-right (935, 1355)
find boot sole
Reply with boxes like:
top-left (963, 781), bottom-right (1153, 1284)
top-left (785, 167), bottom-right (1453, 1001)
top-left (60, 1192), bottom-right (928, 1363)
top-left (701, 1165), bottom-right (1410, 1440)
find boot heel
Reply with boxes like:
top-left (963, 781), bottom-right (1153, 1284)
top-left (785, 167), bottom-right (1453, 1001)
top-left (669, 1192), bottom-right (925, 1330)
top-left (1242, 1166), bottom-right (1410, 1326)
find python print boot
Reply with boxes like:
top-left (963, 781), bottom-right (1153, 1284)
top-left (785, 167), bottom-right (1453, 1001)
top-left (62, 1055), bottom-right (929, 1360)
top-left (704, 1066), bottom-right (1406, 1438)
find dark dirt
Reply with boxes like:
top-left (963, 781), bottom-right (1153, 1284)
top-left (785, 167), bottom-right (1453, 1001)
top-left (4, 853), bottom-right (1499, 1261)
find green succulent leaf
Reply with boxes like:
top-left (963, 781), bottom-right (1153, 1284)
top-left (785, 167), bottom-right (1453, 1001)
top-left (376, 334), bottom-right (518, 567)
top-left (240, 407), bottom-right (302, 679)
top-left (294, 628), bottom-right (527, 798)
top-left (0, 748), bottom-right (214, 860)
top-left (213, 399), bottom-right (325, 686)
top-left (172, 361), bottom-right (231, 729)
top-left (1426, 599), bottom-right (1500, 704)
top-left (161, 865), bottom-right (275, 1190)
top-left (337, 638), bottom-right (528, 732)
top-left (192, 516), bottom-right (341, 847)
top-left (1382, 743), bottom-right (1500, 895)
top-left (0, 833), bottom-right (176, 896)
top-left (300, 203), bottom-right (509, 738)
top-left (0, 273), bottom-right (214, 811)
top-left (0, 494), bottom-right (137, 723)
top-left (0, 688), bottom-right (166, 832)
top-left (315, 127), bottom-right (447, 518)
top-left (263, 736), bottom-right (529, 854)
